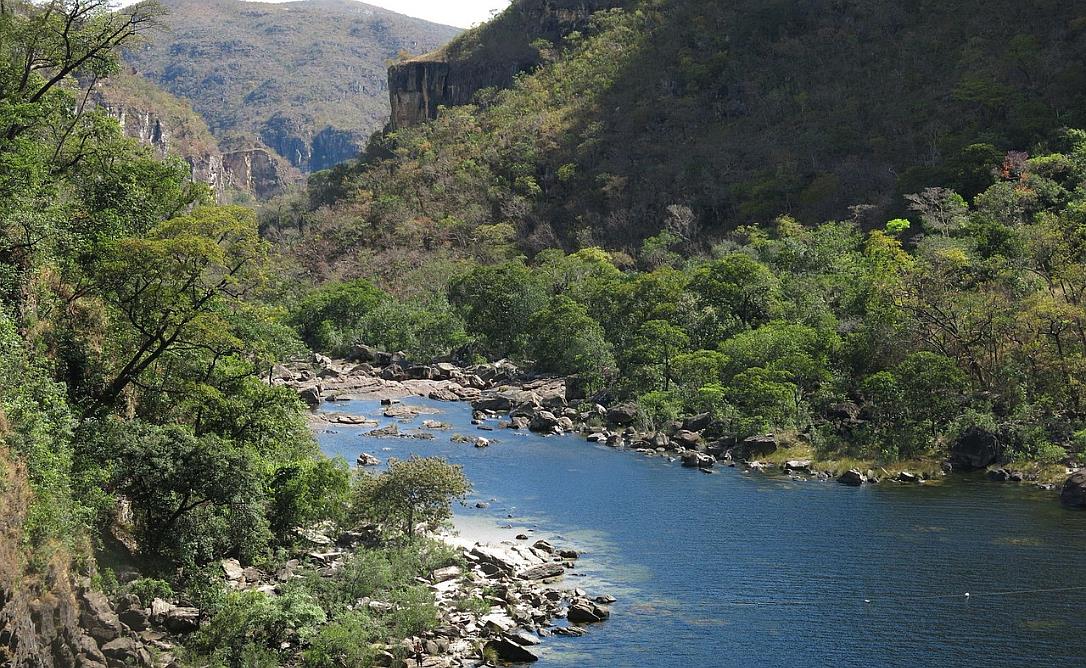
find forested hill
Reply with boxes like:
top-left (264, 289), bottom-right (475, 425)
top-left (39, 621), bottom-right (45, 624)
top-left (124, 0), bottom-right (459, 174)
top-left (288, 0), bottom-right (1086, 265)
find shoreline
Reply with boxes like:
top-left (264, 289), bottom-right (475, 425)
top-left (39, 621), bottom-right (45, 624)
top-left (281, 354), bottom-right (1080, 506)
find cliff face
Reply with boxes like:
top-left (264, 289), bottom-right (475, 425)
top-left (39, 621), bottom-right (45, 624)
top-left (95, 95), bottom-right (293, 201)
top-left (259, 116), bottom-right (364, 173)
top-left (389, 0), bottom-right (626, 128)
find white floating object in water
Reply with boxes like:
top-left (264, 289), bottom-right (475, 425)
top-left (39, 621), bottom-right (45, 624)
top-left (964, 593), bottom-right (970, 598)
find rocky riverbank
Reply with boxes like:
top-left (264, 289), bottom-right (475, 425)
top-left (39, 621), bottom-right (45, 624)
top-left (276, 352), bottom-right (1085, 508)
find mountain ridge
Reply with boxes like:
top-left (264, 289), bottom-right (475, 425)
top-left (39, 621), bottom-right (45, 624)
top-left (122, 0), bottom-right (460, 176)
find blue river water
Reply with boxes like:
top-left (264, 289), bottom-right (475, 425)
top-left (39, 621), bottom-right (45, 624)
top-left (316, 397), bottom-right (1086, 667)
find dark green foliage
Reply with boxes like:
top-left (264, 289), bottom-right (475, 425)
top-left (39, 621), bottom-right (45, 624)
top-left (289, 279), bottom-right (387, 352)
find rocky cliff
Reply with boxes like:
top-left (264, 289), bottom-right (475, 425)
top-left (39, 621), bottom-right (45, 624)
top-left (93, 74), bottom-right (296, 200)
top-left (389, 0), bottom-right (627, 128)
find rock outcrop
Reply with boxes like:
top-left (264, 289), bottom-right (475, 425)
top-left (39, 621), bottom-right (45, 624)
top-left (92, 75), bottom-right (295, 200)
top-left (388, 0), bottom-right (628, 129)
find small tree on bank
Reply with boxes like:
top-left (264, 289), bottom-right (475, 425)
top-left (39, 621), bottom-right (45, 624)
top-left (351, 457), bottom-right (470, 541)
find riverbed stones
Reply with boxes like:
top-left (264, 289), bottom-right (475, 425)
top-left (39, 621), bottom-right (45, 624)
top-left (1061, 470), bottom-right (1086, 508)
top-left (681, 451), bottom-right (715, 469)
top-left (529, 411), bottom-right (561, 433)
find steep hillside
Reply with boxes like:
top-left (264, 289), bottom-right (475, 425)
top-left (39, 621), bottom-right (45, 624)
top-left (125, 0), bottom-right (459, 173)
top-left (288, 0), bottom-right (1086, 268)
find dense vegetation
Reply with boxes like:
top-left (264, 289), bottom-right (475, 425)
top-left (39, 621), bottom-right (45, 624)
top-left (272, 0), bottom-right (1086, 273)
top-left (283, 134), bottom-right (1086, 473)
top-left (124, 0), bottom-right (459, 173)
top-left (0, 3), bottom-right (470, 666)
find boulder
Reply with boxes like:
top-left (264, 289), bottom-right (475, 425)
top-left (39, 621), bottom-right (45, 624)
top-left (987, 467), bottom-right (1011, 482)
top-left (79, 588), bottom-right (123, 644)
top-left (508, 416), bottom-right (530, 430)
top-left (532, 540), bottom-right (555, 553)
top-left (431, 566), bottom-right (460, 583)
top-left (606, 403), bottom-right (638, 426)
top-left (737, 434), bottom-right (777, 459)
top-left (517, 563), bottom-right (565, 580)
top-left (473, 437), bottom-right (491, 448)
top-left (949, 426), bottom-right (1002, 471)
top-left (346, 344), bottom-right (381, 363)
top-left (682, 412), bottom-right (712, 432)
top-left (782, 460), bottom-right (813, 473)
top-left (406, 365), bottom-right (433, 380)
top-left (681, 452), bottom-right (715, 469)
top-left (566, 599), bottom-right (610, 624)
top-left (221, 558), bottom-right (244, 581)
top-left (529, 411), bottom-right (561, 433)
top-left (896, 471), bottom-right (920, 484)
top-left (118, 606), bottom-right (150, 632)
top-left (163, 607), bottom-right (201, 634)
top-left (297, 387), bottom-right (321, 409)
top-left (1061, 470), bottom-right (1086, 508)
top-left (673, 430), bottom-right (701, 447)
top-left (432, 362), bottom-right (458, 380)
top-left (379, 364), bottom-right (404, 381)
top-left (837, 469), bottom-right (866, 486)
top-left (100, 637), bottom-right (151, 667)
top-left (356, 452), bottom-right (381, 467)
top-left (484, 638), bottom-right (539, 663)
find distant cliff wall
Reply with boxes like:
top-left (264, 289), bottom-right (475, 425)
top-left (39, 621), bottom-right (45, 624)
top-left (95, 95), bottom-right (293, 200)
top-left (389, 0), bottom-right (626, 128)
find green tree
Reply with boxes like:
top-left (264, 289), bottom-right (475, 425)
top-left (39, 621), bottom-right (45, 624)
top-left (289, 279), bottom-right (386, 352)
top-left (527, 295), bottom-right (614, 382)
top-left (351, 457), bottom-right (470, 540)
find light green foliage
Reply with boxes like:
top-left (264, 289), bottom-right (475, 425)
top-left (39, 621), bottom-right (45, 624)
top-left (351, 457), bottom-right (471, 540)
top-left (301, 610), bottom-right (383, 668)
top-left (193, 590), bottom-right (327, 667)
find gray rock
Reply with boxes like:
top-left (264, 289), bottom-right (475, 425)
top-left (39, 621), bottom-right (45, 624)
top-left (484, 637), bottom-right (539, 662)
top-left (529, 411), bottom-right (561, 433)
top-left (837, 469), bottom-right (866, 486)
top-left (297, 387), bottom-right (321, 409)
top-left (119, 607), bottom-right (150, 632)
top-left (737, 434), bottom-right (778, 459)
top-left (897, 471), bottom-right (920, 484)
top-left (1061, 470), bottom-right (1086, 508)
top-left (567, 599), bottom-right (610, 624)
top-left (79, 588), bottom-right (123, 643)
top-left (682, 412), bottom-right (712, 432)
top-left (163, 607), bottom-right (200, 634)
top-left (606, 403), bottom-right (638, 426)
top-left (782, 459), bottom-right (813, 473)
top-left (100, 636), bottom-right (151, 667)
top-left (681, 452), bottom-right (715, 469)
top-left (356, 452), bottom-right (381, 467)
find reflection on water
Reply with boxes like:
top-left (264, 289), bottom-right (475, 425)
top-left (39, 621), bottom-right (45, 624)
top-left (318, 398), bottom-right (1086, 668)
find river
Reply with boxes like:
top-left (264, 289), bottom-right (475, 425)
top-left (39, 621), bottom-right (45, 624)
top-left (316, 397), bottom-right (1086, 667)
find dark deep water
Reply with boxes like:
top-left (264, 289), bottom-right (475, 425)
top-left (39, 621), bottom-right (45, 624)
top-left (317, 397), bottom-right (1086, 667)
